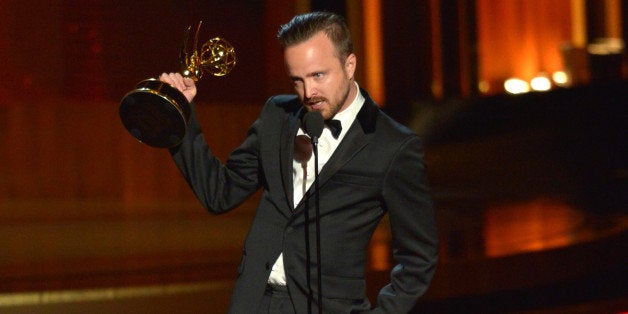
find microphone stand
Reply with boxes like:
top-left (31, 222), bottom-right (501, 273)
top-left (304, 170), bottom-right (312, 313)
top-left (302, 111), bottom-right (324, 314)
top-left (311, 135), bottom-right (323, 314)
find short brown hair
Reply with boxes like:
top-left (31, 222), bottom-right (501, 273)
top-left (277, 12), bottom-right (353, 61)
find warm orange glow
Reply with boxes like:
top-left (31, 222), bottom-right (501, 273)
top-left (430, 0), bottom-right (443, 99)
top-left (368, 224), bottom-right (391, 271)
top-left (604, 0), bottom-right (623, 38)
top-left (369, 240), bottom-right (390, 271)
top-left (476, 0), bottom-right (573, 94)
top-left (483, 198), bottom-right (584, 257)
top-left (571, 0), bottom-right (587, 47)
top-left (362, 0), bottom-right (385, 105)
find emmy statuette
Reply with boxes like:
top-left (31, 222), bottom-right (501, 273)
top-left (119, 22), bottom-right (236, 148)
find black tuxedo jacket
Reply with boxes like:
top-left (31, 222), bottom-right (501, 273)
top-left (170, 89), bottom-right (438, 313)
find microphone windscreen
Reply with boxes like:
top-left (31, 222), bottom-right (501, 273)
top-left (303, 111), bottom-right (324, 138)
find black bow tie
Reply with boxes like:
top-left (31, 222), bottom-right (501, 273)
top-left (326, 119), bottom-right (342, 139)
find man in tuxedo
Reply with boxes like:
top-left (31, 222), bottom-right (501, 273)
top-left (160, 11), bottom-right (437, 313)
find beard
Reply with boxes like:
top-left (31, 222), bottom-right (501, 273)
top-left (303, 81), bottom-right (352, 120)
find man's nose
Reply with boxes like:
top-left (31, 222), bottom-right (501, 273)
top-left (303, 81), bottom-right (316, 99)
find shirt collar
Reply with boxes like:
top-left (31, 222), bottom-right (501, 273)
top-left (330, 81), bottom-right (364, 139)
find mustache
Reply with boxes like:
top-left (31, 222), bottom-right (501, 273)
top-left (304, 97), bottom-right (327, 105)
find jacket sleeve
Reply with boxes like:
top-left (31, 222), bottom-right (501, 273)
top-left (169, 102), bottom-right (262, 214)
top-left (373, 135), bottom-right (439, 313)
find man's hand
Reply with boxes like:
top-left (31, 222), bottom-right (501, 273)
top-left (159, 72), bottom-right (197, 103)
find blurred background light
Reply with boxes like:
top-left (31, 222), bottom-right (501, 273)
top-left (552, 71), bottom-right (570, 86)
top-left (504, 78), bottom-right (530, 94)
top-left (530, 74), bottom-right (552, 91)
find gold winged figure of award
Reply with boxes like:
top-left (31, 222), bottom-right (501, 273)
top-left (119, 21), bottom-right (236, 148)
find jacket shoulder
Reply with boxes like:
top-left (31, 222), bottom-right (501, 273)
top-left (264, 94), bottom-right (301, 113)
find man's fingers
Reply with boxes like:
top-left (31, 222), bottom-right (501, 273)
top-left (159, 72), bottom-right (186, 92)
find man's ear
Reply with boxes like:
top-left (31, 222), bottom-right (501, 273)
top-left (345, 53), bottom-right (357, 79)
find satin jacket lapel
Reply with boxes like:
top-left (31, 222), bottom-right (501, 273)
top-left (280, 107), bottom-right (305, 212)
top-left (318, 90), bottom-right (378, 190)
top-left (315, 120), bottom-right (368, 187)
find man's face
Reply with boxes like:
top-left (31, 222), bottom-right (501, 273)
top-left (284, 31), bottom-right (356, 120)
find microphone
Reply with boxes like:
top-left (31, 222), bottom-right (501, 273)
top-left (302, 111), bottom-right (324, 140)
top-left (301, 110), bottom-right (324, 314)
